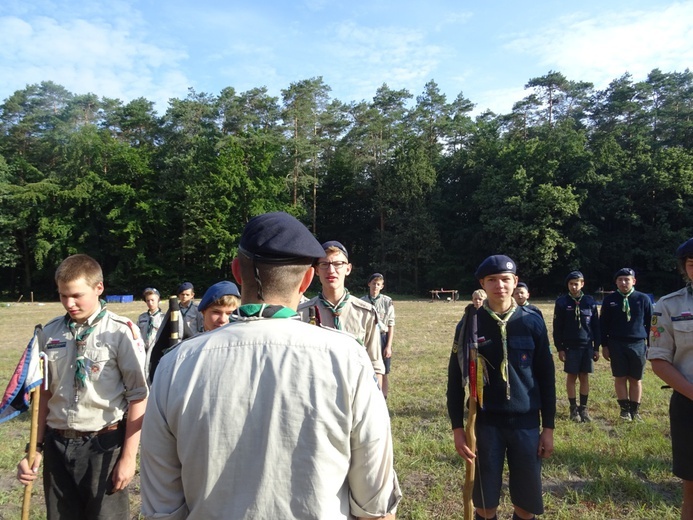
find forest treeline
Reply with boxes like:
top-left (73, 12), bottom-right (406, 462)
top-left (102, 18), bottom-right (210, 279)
top-left (1, 69), bottom-right (692, 299)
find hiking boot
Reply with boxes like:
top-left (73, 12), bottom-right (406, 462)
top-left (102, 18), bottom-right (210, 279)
top-left (570, 407), bottom-right (581, 422)
top-left (620, 409), bottom-right (632, 421)
top-left (579, 407), bottom-right (592, 423)
top-left (631, 412), bottom-right (643, 422)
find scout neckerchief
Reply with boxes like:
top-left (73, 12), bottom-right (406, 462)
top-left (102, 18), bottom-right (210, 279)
top-left (180, 301), bottom-right (192, 317)
top-left (238, 304), bottom-right (298, 319)
top-left (147, 308), bottom-right (162, 341)
top-left (483, 299), bottom-right (517, 400)
top-left (618, 287), bottom-right (635, 322)
top-left (570, 291), bottom-right (584, 328)
top-left (367, 293), bottom-right (381, 305)
top-left (319, 289), bottom-right (350, 330)
top-left (67, 300), bottom-right (108, 389)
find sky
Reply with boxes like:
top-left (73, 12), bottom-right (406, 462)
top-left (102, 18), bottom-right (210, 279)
top-left (0, 0), bottom-right (692, 116)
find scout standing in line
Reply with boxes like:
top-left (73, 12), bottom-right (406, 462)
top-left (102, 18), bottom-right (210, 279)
top-left (648, 238), bottom-right (693, 519)
top-left (513, 282), bottom-right (544, 319)
top-left (299, 241), bottom-right (385, 387)
top-left (362, 273), bottom-right (396, 398)
top-left (198, 280), bottom-right (241, 331)
top-left (553, 271), bottom-right (601, 423)
top-left (448, 255), bottom-right (556, 520)
top-left (471, 289), bottom-right (487, 310)
top-left (177, 281), bottom-right (204, 334)
top-left (16, 254), bottom-right (148, 520)
top-left (138, 287), bottom-right (164, 352)
top-left (601, 268), bottom-right (653, 421)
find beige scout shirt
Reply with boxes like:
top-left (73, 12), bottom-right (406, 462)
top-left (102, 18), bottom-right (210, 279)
top-left (648, 286), bottom-right (693, 383)
top-left (299, 296), bottom-right (385, 374)
top-left (42, 309), bottom-right (149, 431)
top-left (141, 317), bottom-right (401, 520)
top-left (362, 294), bottom-right (396, 334)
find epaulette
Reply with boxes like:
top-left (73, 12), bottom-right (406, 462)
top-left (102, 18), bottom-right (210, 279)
top-left (110, 313), bottom-right (141, 341)
top-left (657, 288), bottom-right (687, 304)
top-left (349, 297), bottom-right (378, 314)
top-left (43, 315), bottom-right (64, 328)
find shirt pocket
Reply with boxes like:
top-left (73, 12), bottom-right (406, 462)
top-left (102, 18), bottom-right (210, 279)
top-left (45, 346), bottom-right (67, 384)
top-left (673, 320), bottom-right (693, 350)
top-left (508, 335), bottom-right (535, 368)
top-left (82, 346), bottom-right (112, 382)
top-left (581, 308), bottom-right (593, 325)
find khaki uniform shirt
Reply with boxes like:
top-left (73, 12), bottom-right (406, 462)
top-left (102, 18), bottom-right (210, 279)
top-left (42, 309), bottom-right (149, 431)
top-left (362, 294), bottom-right (396, 334)
top-left (299, 296), bottom-right (385, 374)
top-left (648, 286), bottom-right (693, 383)
top-left (138, 309), bottom-right (164, 351)
top-left (141, 317), bottom-right (401, 520)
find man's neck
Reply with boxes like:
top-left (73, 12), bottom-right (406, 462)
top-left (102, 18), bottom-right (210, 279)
top-left (486, 298), bottom-right (513, 314)
top-left (322, 287), bottom-right (345, 305)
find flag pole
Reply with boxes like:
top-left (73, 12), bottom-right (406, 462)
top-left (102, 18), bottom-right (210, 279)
top-left (22, 353), bottom-right (45, 520)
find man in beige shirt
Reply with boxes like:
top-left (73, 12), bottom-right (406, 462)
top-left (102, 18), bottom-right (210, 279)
top-left (299, 241), bottom-right (385, 387)
top-left (17, 254), bottom-right (148, 520)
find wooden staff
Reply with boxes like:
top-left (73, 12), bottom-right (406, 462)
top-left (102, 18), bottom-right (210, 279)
top-left (463, 310), bottom-right (479, 520)
top-left (169, 296), bottom-right (180, 347)
top-left (22, 352), bottom-right (45, 520)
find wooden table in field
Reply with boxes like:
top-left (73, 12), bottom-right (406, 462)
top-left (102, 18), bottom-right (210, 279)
top-left (430, 289), bottom-right (459, 302)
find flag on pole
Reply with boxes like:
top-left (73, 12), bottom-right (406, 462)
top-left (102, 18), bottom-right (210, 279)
top-left (0, 327), bottom-right (43, 424)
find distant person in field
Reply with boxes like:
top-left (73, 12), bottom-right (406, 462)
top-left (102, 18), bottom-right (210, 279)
top-left (177, 281), bottom-right (203, 334)
top-left (362, 273), bottom-right (396, 399)
top-left (16, 254), bottom-right (148, 520)
top-left (648, 238), bottom-right (693, 519)
top-left (138, 287), bottom-right (164, 352)
top-left (448, 255), bottom-right (556, 520)
top-left (513, 282), bottom-right (544, 319)
top-left (471, 289), bottom-right (487, 310)
top-left (601, 268), bottom-right (653, 422)
top-left (198, 281), bottom-right (241, 331)
top-left (553, 271), bottom-right (600, 423)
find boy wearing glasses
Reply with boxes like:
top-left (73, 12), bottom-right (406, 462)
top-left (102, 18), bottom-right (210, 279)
top-left (299, 241), bottom-right (385, 388)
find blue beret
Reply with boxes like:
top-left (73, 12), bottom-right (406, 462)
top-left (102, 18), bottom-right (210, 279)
top-left (565, 271), bottom-right (584, 284)
top-left (321, 240), bottom-right (349, 259)
top-left (177, 281), bottom-right (194, 294)
top-left (614, 267), bottom-right (635, 280)
top-left (516, 282), bottom-right (528, 290)
top-left (198, 281), bottom-right (241, 312)
top-left (677, 237), bottom-right (693, 258)
top-left (239, 212), bottom-right (324, 262)
top-left (368, 272), bottom-right (384, 284)
top-left (474, 255), bottom-right (516, 279)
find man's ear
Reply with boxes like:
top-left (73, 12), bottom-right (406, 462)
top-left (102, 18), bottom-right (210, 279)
top-left (299, 266), bottom-right (315, 293)
top-left (231, 257), bottom-right (242, 285)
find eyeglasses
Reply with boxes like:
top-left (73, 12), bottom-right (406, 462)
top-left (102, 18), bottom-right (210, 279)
top-left (316, 261), bottom-right (348, 271)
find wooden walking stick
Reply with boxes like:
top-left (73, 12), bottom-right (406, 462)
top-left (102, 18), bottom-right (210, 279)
top-left (463, 309), bottom-right (480, 520)
top-left (22, 351), bottom-right (46, 520)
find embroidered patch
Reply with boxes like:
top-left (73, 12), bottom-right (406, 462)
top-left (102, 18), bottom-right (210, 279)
top-left (46, 340), bottom-right (66, 350)
top-left (126, 320), bottom-right (139, 340)
top-left (653, 311), bottom-right (662, 316)
top-left (672, 315), bottom-right (693, 322)
top-left (651, 316), bottom-right (658, 326)
top-left (650, 325), bottom-right (661, 338)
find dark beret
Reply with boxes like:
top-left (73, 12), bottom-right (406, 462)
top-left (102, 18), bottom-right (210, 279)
top-left (142, 287), bottom-right (160, 299)
top-left (177, 282), bottom-right (194, 294)
top-left (198, 281), bottom-right (240, 312)
top-left (516, 282), bottom-right (528, 290)
top-left (321, 240), bottom-right (349, 259)
top-left (565, 271), bottom-right (584, 284)
top-left (239, 212), bottom-right (325, 262)
top-left (677, 237), bottom-right (693, 258)
top-left (368, 272), bottom-right (384, 284)
top-left (613, 268), bottom-right (635, 280)
top-left (474, 255), bottom-right (516, 279)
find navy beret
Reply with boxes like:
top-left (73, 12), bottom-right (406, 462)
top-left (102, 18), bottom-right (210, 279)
top-left (198, 281), bottom-right (241, 312)
top-left (321, 240), bottom-right (349, 259)
top-left (239, 212), bottom-right (324, 262)
top-left (676, 237), bottom-right (693, 258)
top-left (368, 272), bottom-right (384, 284)
top-left (474, 255), bottom-right (516, 279)
top-left (177, 281), bottom-right (194, 294)
top-left (565, 271), bottom-right (584, 284)
top-left (614, 267), bottom-right (635, 280)
top-left (516, 282), bottom-right (528, 290)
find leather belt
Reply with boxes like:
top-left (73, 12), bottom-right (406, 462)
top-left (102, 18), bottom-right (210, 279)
top-left (52, 423), bottom-right (120, 439)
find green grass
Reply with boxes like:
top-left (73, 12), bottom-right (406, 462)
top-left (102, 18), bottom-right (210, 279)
top-left (0, 299), bottom-right (683, 519)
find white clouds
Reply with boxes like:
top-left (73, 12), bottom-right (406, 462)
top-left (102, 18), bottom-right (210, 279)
top-left (504, 2), bottom-right (693, 89)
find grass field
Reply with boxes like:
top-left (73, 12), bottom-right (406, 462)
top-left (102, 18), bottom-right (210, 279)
top-left (0, 298), bottom-right (683, 519)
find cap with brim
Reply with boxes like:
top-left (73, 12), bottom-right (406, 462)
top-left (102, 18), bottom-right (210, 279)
top-left (177, 282), bottom-right (194, 294)
top-left (368, 272), bottom-right (384, 284)
top-left (516, 282), bottom-right (528, 290)
top-left (565, 271), bottom-right (584, 285)
top-left (614, 268), bottom-right (635, 280)
top-left (475, 255), bottom-right (516, 279)
top-left (239, 212), bottom-right (324, 263)
top-left (321, 240), bottom-right (349, 259)
top-left (198, 281), bottom-right (241, 312)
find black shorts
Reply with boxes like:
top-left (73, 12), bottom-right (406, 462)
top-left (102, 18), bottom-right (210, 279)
top-left (608, 339), bottom-right (646, 379)
top-left (563, 347), bottom-right (593, 375)
top-left (380, 333), bottom-right (391, 374)
top-left (670, 391), bottom-right (693, 480)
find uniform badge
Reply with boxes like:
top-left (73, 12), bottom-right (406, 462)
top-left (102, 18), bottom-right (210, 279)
top-left (651, 316), bottom-right (658, 326)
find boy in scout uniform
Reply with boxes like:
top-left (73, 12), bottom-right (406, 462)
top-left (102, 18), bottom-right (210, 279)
top-left (362, 273), bottom-right (396, 398)
top-left (648, 238), bottom-right (693, 519)
top-left (138, 287), bottom-right (164, 352)
top-left (198, 280), bottom-right (241, 331)
top-left (299, 241), bottom-right (385, 388)
top-left (17, 254), bottom-right (148, 520)
top-left (513, 282), bottom-right (544, 319)
top-left (177, 281), bottom-right (204, 334)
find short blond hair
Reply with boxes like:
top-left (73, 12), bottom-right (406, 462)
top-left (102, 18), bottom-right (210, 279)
top-left (55, 254), bottom-right (103, 287)
top-left (472, 289), bottom-right (487, 300)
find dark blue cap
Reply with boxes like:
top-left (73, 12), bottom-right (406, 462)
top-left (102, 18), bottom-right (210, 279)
top-left (474, 255), bottom-right (516, 279)
top-left (143, 287), bottom-right (160, 298)
top-left (677, 238), bottom-right (693, 258)
top-left (368, 272), bottom-right (384, 283)
top-left (614, 267), bottom-right (635, 280)
top-left (177, 281), bottom-right (194, 294)
top-left (516, 282), bottom-right (528, 290)
top-left (239, 212), bottom-right (324, 262)
top-left (565, 271), bottom-right (584, 284)
top-left (198, 281), bottom-right (241, 312)
top-left (321, 240), bottom-right (348, 259)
